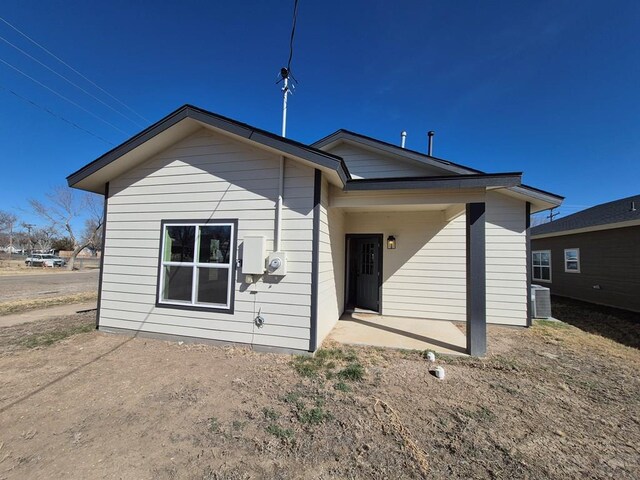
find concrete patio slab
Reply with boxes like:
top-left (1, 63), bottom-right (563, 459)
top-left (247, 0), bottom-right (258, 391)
top-left (329, 311), bottom-right (467, 355)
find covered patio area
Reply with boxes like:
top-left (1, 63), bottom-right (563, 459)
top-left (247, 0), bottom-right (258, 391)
top-left (322, 178), bottom-right (503, 356)
top-left (329, 311), bottom-right (467, 355)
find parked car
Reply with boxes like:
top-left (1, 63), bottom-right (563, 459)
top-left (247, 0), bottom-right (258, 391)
top-left (25, 254), bottom-right (66, 267)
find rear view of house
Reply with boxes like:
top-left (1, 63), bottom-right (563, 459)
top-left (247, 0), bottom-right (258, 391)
top-left (531, 195), bottom-right (640, 312)
top-left (67, 105), bottom-right (562, 356)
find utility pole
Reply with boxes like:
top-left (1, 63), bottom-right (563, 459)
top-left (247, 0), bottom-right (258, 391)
top-left (280, 67), bottom-right (290, 137)
top-left (8, 217), bottom-right (14, 256)
top-left (23, 223), bottom-right (34, 255)
top-left (546, 208), bottom-right (560, 222)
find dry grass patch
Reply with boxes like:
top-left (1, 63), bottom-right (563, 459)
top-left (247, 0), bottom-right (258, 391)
top-left (0, 310), bottom-right (95, 353)
top-left (19, 321), bottom-right (95, 349)
top-left (0, 258), bottom-right (39, 275)
top-left (0, 291), bottom-right (97, 316)
top-left (551, 295), bottom-right (639, 349)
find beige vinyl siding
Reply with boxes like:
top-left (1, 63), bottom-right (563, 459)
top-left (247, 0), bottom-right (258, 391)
top-left (342, 194), bottom-right (527, 325)
top-left (327, 143), bottom-right (446, 179)
top-left (101, 128), bottom-right (314, 351)
top-left (485, 191), bottom-right (528, 326)
top-left (317, 176), bottom-right (346, 345)
top-left (344, 211), bottom-right (467, 322)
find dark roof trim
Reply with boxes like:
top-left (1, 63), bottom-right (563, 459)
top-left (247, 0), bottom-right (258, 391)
top-left (313, 129), bottom-right (484, 175)
top-left (315, 129), bottom-right (564, 204)
top-left (510, 184), bottom-right (564, 205)
top-left (344, 172), bottom-right (522, 191)
top-left (67, 105), bottom-right (351, 187)
top-left (531, 193), bottom-right (640, 236)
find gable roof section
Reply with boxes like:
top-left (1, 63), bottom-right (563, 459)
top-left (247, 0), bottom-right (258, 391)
top-left (531, 194), bottom-right (640, 238)
top-left (313, 129), bottom-right (563, 212)
top-left (67, 104), bottom-right (351, 194)
top-left (67, 104), bottom-right (563, 213)
top-left (312, 129), bottom-right (483, 175)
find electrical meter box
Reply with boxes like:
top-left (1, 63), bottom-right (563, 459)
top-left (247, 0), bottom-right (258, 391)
top-left (242, 236), bottom-right (266, 275)
top-left (267, 252), bottom-right (287, 276)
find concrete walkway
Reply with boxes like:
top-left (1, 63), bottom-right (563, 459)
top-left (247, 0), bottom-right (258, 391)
top-left (0, 302), bottom-right (96, 328)
top-left (329, 311), bottom-right (467, 355)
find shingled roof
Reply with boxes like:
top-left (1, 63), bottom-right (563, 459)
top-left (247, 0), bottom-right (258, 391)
top-left (531, 194), bottom-right (640, 237)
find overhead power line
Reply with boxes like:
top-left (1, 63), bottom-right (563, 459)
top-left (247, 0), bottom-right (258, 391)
top-left (0, 83), bottom-right (115, 145)
top-left (0, 33), bottom-right (144, 128)
top-left (0, 15), bottom-right (150, 123)
top-left (0, 56), bottom-right (129, 134)
top-left (287, 0), bottom-right (300, 72)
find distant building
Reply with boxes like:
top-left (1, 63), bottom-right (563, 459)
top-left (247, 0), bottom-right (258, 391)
top-left (0, 246), bottom-right (23, 254)
top-left (531, 195), bottom-right (640, 312)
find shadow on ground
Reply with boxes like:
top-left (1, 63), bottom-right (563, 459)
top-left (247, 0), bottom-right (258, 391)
top-left (551, 295), bottom-right (640, 349)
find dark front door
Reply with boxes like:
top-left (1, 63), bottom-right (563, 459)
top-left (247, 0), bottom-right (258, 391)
top-left (346, 235), bottom-right (382, 312)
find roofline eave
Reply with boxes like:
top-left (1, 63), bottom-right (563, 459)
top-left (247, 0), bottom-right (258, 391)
top-left (67, 105), bottom-right (351, 191)
top-left (343, 172), bottom-right (522, 191)
top-left (312, 129), bottom-right (483, 175)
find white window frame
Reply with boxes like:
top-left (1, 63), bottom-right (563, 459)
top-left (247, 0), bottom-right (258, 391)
top-left (158, 221), bottom-right (235, 311)
top-left (532, 250), bottom-right (552, 283)
top-left (564, 248), bottom-right (581, 273)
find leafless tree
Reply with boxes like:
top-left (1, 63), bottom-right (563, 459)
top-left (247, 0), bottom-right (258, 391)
top-left (82, 217), bottom-right (104, 254)
top-left (30, 226), bottom-right (57, 252)
top-left (28, 186), bottom-right (103, 270)
top-left (12, 231), bottom-right (30, 252)
top-left (0, 210), bottom-right (18, 252)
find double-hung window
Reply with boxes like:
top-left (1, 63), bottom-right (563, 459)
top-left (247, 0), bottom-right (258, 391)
top-left (564, 248), bottom-right (580, 273)
top-left (158, 220), bottom-right (236, 312)
top-left (532, 250), bottom-right (551, 282)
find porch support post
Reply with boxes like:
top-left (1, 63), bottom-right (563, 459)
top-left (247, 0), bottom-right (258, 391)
top-left (96, 181), bottom-right (109, 330)
top-left (466, 202), bottom-right (486, 356)
top-left (309, 169), bottom-right (322, 352)
top-left (525, 202), bottom-right (532, 327)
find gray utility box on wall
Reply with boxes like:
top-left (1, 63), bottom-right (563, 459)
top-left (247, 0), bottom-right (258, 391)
top-left (531, 285), bottom-right (552, 319)
top-left (242, 236), bottom-right (266, 275)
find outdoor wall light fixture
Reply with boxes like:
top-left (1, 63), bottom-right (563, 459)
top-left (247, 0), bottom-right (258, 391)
top-left (387, 235), bottom-right (396, 249)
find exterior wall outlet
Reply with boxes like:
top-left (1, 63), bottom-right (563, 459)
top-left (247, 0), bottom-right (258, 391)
top-left (242, 236), bottom-right (266, 275)
top-left (267, 252), bottom-right (287, 276)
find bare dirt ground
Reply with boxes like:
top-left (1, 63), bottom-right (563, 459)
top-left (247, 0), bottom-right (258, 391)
top-left (0, 304), bottom-right (638, 479)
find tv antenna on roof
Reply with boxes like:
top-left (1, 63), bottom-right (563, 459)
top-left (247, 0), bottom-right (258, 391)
top-left (276, 0), bottom-right (299, 138)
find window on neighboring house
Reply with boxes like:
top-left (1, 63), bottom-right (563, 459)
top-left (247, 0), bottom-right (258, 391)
top-left (532, 250), bottom-right (551, 282)
top-left (564, 248), bottom-right (580, 273)
top-left (158, 220), bottom-right (236, 312)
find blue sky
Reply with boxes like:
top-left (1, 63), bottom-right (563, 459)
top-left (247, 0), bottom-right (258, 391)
top-left (1, 0), bottom-right (638, 229)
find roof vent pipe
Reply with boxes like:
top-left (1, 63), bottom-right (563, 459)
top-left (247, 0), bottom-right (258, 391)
top-left (427, 131), bottom-right (435, 156)
top-left (631, 201), bottom-right (637, 212)
top-left (401, 131), bottom-right (407, 148)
